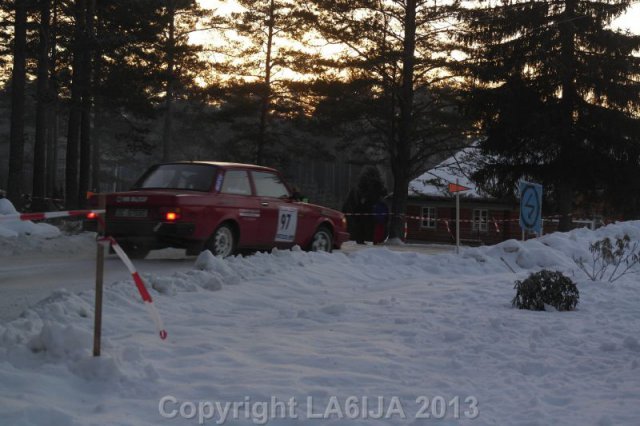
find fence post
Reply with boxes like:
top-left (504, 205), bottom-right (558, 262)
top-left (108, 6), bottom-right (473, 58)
top-left (93, 194), bottom-right (105, 357)
top-left (455, 180), bottom-right (460, 254)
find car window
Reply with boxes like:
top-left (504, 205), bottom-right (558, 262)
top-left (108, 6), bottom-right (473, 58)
top-left (133, 164), bottom-right (217, 192)
top-left (252, 171), bottom-right (290, 198)
top-left (220, 170), bottom-right (252, 196)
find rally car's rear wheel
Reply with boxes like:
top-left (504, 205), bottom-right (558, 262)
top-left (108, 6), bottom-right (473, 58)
top-left (119, 242), bottom-right (150, 259)
top-left (206, 223), bottom-right (236, 258)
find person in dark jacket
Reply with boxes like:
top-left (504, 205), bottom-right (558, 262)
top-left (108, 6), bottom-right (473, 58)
top-left (372, 199), bottom-right (389, 244)
top-left (342, 167), bottom-right (387, 244)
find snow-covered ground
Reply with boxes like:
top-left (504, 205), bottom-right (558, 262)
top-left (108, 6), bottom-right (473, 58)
top-left (0, 238), bottom-right (452, 324)
top-left (1, 216), bottom-right (640, 425)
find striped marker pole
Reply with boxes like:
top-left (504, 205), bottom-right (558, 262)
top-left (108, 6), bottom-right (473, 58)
top-left (443, 219), bottom-right (454, 241)
top-left (100, 236), bottom-right (168, 340)
top-left (0, 209), bottom-right (105, 222)
top-left (492, 217), bottom-right (501, 234)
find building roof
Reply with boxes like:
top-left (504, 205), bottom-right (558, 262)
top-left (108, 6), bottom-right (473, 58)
top-left (409, 145), bottom-right (488, 199)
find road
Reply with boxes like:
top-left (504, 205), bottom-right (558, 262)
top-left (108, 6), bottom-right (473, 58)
top-left (0, 241), bottom-right (454, 323)
top-left (0, 248), bottom-right (195, 323)
top-left (339, 240), bottom-right (455, 255)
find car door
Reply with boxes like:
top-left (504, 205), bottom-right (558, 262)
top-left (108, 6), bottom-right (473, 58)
top-left (217, 168), bottom-right (261, 248)
top-left (250, 170), bottom-right (296, 248)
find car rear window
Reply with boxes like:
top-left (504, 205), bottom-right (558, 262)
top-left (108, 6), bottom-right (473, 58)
top-left (133, 164), bottom-right (217, 192)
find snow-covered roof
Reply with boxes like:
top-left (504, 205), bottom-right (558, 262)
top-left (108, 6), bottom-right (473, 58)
top-left (409, 145), bottom-right (487, 199)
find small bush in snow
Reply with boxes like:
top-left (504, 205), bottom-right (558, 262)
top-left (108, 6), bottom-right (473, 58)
top-left (512, 270), bottom-right (579, 311)
top-left (574, 235), bottom-right (640, 282)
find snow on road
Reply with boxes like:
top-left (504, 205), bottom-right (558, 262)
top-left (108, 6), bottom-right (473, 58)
top-left (0, 220), bottom-right (639, 425)
top-left (339, 241), bottom-right (455, 255)
top-left (0, 237), bottom-right (452, 323)
top-left (0, 238), bottom-right (196, 323)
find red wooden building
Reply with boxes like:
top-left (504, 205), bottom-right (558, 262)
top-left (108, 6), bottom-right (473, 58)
top-left (404, 147), bottom-right (603, 245)
top-left (405, 196), bottom-right (522, 245)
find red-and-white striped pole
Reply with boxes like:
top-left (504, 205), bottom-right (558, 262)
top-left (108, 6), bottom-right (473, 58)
top-left (492, 217), bottom-right (500, 234)
top-left (0, 209), bottom-right (105, 223)
top-left (100, 236), bottom-right (168, 340)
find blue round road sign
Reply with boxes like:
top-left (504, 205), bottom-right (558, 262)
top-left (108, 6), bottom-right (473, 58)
top-left (521, 184), bottom-right (540, 228)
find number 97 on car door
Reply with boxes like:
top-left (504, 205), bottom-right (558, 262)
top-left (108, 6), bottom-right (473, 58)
top-left (275, 207), bottom-right (298, 242)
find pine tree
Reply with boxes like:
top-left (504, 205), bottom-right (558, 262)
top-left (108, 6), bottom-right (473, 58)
top-left (457, 0), bottom-right (640, 229)
top-left (45, 0), bottom-right (59, 199)
top-left (306, 0), bottom-right (467, 238)
top-left (65, 0), bottom-right (86, 209)
top-left (32, 0), bottom-right (51, 211)
top-left (78, 0), bottom-right (94, 206)
top-left (7, 0), bottom-right (27, 205)
top-left (159, 0), bottom-right (214, 161)
top-left (220, 0), bottom-right (315, 165)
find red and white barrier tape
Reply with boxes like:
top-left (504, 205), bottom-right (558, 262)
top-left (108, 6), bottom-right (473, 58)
top-left (344, 212), bottom-right (604, 226)
top-left (346, 212), bottom-right (491, 223)
top-left (0, 209), bottom-right (105, 223)
top-left (99, 236), bottom-right (168, 341)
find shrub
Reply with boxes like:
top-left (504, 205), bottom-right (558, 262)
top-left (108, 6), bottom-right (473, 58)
top-left (574, 235), bottom-right (640, 282)
top-left (512, 270), bottom-right (579, 311)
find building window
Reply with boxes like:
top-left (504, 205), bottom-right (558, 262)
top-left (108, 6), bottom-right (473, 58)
top-left (421, 207), bottom-right (437, 229)
top-left (473, 209), bottom-right (488, 232)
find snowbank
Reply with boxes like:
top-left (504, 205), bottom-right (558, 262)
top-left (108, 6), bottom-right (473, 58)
top-left (1, 221), bottom-right (639, 425)
top-left (0, 198), bottom-right (61, 239)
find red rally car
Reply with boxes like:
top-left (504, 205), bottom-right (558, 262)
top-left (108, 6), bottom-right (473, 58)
top-left (88, 162), bottom-right (349, 258)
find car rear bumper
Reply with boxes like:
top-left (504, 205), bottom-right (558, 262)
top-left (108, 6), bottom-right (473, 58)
top-left (102, 220), bottom-right (197, 248)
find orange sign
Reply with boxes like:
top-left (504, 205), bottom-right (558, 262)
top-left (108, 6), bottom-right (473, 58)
top-left (448, 183), bottom-right (471, 193)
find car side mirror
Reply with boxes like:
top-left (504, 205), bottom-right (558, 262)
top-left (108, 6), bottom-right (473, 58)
top-left (291, 191), bottom-right (306, 202)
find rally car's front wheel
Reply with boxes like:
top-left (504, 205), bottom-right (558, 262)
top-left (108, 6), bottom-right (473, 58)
top-left (309, 226), bottom-right (333, 253)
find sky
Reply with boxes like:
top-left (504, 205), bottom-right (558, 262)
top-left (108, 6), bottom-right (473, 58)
top-left (200, 0), bottom-right (640, 35)
top-left (615, 3), bottom-right (640, 32)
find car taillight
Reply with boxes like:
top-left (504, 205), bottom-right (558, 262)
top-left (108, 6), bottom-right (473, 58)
top-left (159, 207), bottom-right (181, 221)
top-left (341, 216), bottom-right (347, 227)
top-left (86, 212), bottom-right (97, 220)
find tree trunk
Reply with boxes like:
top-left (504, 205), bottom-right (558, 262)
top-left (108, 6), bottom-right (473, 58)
top-left (557, 0), bottom-right (577, 232)
top-left (33, 0), bottom-right (52, 212)
top-left (46, 0), bottom-right (59, 199)
top-left (65, 0), bottom-right (86, 209)
top-left (389, 0), bottom-right (416, 240)
top-left (256, 0), bottom-right (275, 166)
top-left (7, 0), bottom-right (28, 206)
top-left (557, 181), bottom-right (573, 231)
top-left (46, 110), bottom-right (58, 198)
top-left (389, 161), bottom-right (410, 241)
top-left (162, 0), bottom-right (175, 162)
top-left (79, 0), bottom-right (94, 206)
top-left (91, 0), bottom-right (102, 191)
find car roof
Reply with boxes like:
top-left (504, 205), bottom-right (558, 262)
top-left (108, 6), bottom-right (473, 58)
top-left (163, 161), bottom-right (279, 173)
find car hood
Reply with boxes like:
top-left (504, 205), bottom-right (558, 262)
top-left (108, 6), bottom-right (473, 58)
top-left (299, 201), bottom-right (344, 218)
